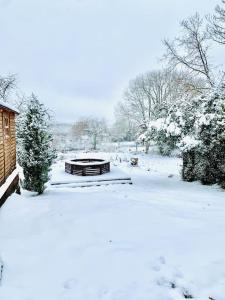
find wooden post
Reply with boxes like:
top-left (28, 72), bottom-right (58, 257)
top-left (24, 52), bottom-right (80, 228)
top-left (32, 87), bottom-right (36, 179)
top-left (82, 167), bottom-right (86, 176)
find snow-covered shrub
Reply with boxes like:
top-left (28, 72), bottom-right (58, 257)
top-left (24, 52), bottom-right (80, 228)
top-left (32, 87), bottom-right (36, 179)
top-left (157, 106), bottom-right (183, 155)
top-left (139, 107), bottom-right (182, 156)
top-left (178, 86), bottom-right (225, 187)
top-left (195, 87), bottom-right (225, 186)
top-left (17, 94), bottom-right (56, 194)
top-left (139, 84), bottom-right (225, 188)
top-left (176, 98), bottom-right (203, 182)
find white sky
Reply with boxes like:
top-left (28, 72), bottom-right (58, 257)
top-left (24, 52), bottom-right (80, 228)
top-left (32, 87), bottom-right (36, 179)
top-left (0, 0), bottom-right (221, 122)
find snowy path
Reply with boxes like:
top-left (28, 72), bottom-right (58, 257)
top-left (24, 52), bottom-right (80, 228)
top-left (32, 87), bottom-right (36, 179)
top-left (0, 154), bottom-right (225, 300)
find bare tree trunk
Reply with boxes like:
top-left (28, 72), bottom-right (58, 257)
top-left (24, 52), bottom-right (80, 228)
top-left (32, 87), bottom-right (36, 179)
top-left (93, 134), bottom-right (97, 150)
top-left (145, 141), bottom-right (150, 154)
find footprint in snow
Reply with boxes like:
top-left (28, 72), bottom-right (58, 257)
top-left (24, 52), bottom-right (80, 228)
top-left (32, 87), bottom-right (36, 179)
top-left (63, 278), bottom-right (78, 290)
top-left (0, 256), bottom-right (3, 285)
top-left (151, 256), bottom-right (166, 272)
top-left (97, 286), bottom-right (109, 298)
top-left (152, 259), bottom-right (193, 299)
top-left (159, 256), bottom-right (166, 265)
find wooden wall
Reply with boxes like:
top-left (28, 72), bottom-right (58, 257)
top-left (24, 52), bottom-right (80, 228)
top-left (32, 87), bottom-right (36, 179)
top-left (10, 112), bottom-right (16, 172)
top-left (0, 111), bottom-right (4, 185)
top-left (0, 109), bottom-right (17, 186)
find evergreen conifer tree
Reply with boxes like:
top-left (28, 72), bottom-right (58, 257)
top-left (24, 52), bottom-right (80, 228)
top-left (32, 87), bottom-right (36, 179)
top-left (17, 94), bottom-right (56, 194)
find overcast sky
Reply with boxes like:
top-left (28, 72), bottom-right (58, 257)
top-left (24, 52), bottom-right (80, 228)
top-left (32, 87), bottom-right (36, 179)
top-left (0, 0), bottom-right (221, 123)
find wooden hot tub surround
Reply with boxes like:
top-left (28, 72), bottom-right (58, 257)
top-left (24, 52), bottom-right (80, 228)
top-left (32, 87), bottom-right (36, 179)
top-left (65, 159), bottom-right (110, 176)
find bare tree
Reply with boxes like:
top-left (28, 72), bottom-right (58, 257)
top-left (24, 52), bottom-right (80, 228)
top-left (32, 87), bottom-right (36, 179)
top-left (72, 119), bottom-right (89, 140)
top-left (112, 105), bottom-right (137, 142)
top-left (0, 74), bottom-right (17, 101)
top-left (72, 117), bottom-right (108, 150)
top-left (121, 69), bottom-right (204, 124)
top-left (164, 13), bottom-right (214, 87)
top-left (87, 118), bottom-right (108, 150)
top-left (207, 1), bottom-right (225, 45)
top-left (12, 91), bottom-right (29, 114)
top-left (117, 69), bottom-right (204, 153)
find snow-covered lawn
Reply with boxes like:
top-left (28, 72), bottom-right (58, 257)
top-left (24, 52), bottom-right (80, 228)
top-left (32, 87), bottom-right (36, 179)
top-left (0, 152), bottom-right (225, 300)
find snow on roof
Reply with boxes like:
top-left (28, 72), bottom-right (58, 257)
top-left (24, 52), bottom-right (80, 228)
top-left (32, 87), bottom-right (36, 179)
top-left (0, 100), bottom-right (19, 114)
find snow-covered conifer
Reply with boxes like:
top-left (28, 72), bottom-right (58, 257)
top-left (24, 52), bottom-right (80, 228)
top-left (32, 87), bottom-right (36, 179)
top-left (17, 94), bottom-right (56, 194)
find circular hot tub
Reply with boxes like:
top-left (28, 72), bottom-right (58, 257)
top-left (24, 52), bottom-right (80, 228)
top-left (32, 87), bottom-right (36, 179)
top-left (65, 158), bottom-right (110, 176)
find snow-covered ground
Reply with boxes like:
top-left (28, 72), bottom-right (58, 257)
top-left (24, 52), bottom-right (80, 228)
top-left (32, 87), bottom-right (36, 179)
top-left (0, 151), bottom-right (225, 300)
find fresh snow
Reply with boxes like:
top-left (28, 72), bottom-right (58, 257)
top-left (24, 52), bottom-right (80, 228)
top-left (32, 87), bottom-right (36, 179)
top-left (64, 160), bottom-right (110, 166)
top-left (178, 136), bottom-right (201, 152)
top-left (0, 168), bottom-right (19, 199)
top-left (0, 152), bottom-right (225, 300)
top-left (51, 162), bottom-right (131, 185)
top-left (0, 100), bottom-right (19, 114)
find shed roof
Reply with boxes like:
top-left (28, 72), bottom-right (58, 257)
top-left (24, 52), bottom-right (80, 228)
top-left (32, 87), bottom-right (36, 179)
top-left (0, 100), bottom-right (19, 114)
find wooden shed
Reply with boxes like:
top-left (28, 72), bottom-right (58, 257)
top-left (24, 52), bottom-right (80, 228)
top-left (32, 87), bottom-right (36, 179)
top-left (0, 101), bottom-right (19, 206)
